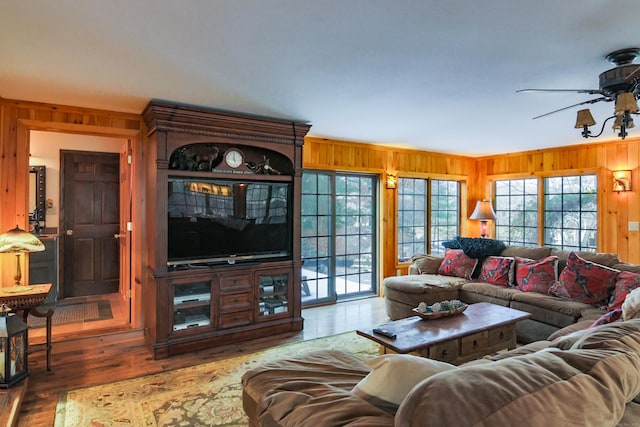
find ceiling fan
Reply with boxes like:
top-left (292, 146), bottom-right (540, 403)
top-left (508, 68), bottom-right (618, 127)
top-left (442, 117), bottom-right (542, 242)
top-left (518, 47), bottom-right (640, 139)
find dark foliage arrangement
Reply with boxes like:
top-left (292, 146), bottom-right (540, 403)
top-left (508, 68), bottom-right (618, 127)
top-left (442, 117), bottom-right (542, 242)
top-left (442, 237), bottom-right (506, 260)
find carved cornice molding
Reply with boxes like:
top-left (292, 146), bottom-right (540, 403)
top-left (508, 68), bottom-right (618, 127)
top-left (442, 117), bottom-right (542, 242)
top-left (142, 100), bottom-right (311, 145)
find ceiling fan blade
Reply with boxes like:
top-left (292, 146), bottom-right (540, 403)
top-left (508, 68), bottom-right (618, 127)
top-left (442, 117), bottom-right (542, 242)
top-left (532, 97), bottom-right (609, 120)
top-left (517, 88), bottom-right (603, 95)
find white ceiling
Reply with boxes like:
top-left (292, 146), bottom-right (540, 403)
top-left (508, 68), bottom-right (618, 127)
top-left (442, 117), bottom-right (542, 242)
top-left (2, 0), bottom-right (640, 156)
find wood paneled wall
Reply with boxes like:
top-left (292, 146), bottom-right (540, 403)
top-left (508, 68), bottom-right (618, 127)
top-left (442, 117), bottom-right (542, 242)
top-left (2, 96), bottom-right (639, 298)
top-left (304, 137), bottom-right (475, 278)
top-left (474, 138), bottom-right (640, 263)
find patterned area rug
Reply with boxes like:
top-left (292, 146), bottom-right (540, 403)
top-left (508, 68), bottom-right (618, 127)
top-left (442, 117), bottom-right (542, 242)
top-left (54, 332), bottom-right (379, 427)
top-left (28, 300), bottom-right (113, 328)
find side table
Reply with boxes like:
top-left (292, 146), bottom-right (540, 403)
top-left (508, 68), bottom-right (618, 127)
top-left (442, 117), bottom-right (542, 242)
top-left (0, 284), bottom-right (54, 370)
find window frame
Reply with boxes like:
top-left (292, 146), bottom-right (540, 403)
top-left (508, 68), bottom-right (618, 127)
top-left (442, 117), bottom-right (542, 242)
top-left (396, 176), bottom-right (464, 264)
top-left (542, 174), bottom-right (598, 251)
top-left (494, 177), bottom-right (539, 247)
top-left (397, 178), bottom-right (427, 262)
top-left (301, 170), bottom-right (379, 306)
top-left (488, 168), bottom-right (604, 251)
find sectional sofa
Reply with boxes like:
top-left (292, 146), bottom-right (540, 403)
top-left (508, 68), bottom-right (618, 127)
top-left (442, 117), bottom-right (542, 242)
top-left (383, 242), bottom-right (640, 343)
top-left (241, 318), bottom-right (640, 426)
top-left (241, 240), bottom-right (640, 425)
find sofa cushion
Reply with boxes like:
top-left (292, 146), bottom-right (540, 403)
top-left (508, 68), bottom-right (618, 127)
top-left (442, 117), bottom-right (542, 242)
top-left (351, 354), bottom-right (456, 414)
top-left (510, 291), bottom-right (592, 318)
top-left (383, 275), bottom-right (461, 319)
top-left (510, 293), bottom-right (591, 328)
top-left (241, 350), bottom-right (395, 427)
top-left (500, 245), bottom-right (552, 260)
top-left (550, 328), bottom-right (593, 350)
top-left (579, 307), bottom-right (609, 322)
top-left (396, 341), bottom-right (640, 427)
top-left (609, 271), bottom-right (640, 310)
top-left (570, 318), bottom-right (640, 351)
top-left (551, 248), bottom-right (621, 272)
top-left (547, 319), bottom-right (594, 341)
top-left (410, 254), bottom-right (444, 274)
top-left (550, 252), bottom-right (619, 305)
top-left (612, 262), bottom-right (640, 274)
top-left (460, 282), bottom-right (520, 300)
top-left (437, 248), bottom-right (478, 280)
top-left (242, 350), bottom-right (371, 403)
top-left (479, 256), bottom-right (515, 286)
top-left (485, 340), bottom-right (552, 360)
top-left (383, 274), bottom-right (466, 294)
top-left (515, 256), bottom-right (558, 294)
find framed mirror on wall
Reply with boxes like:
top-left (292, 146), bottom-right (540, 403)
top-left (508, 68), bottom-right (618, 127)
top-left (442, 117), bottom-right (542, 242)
top-left (29, 165), bottom-right (46, 232)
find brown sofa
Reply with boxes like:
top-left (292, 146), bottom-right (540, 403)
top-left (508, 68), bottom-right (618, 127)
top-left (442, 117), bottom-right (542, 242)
top-left (383, 246), bottom-right (640, 343)
top-left (242, 319), bottom-right (640, 426)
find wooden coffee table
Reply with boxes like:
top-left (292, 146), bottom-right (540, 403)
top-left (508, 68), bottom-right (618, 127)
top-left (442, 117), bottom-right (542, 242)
top-left (357, 302), bottom-right (531, 365)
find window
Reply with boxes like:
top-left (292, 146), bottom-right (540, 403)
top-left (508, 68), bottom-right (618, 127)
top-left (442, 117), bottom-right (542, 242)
top-left (397, 178), bottom-right (426, 261)
top-left (335, 175), bottom-right (375, 297)
top-left (301, 173), bottom-right (332, 302)
top-left (544, 175), bottom-right (597, 251)
top-left (397, 178), bottom-right (459, 261)
top-left (492, 174), bottom-right (597, 251)
top-left (494, 178), bottom-right (538, 246)
top-left (430, 180), bottom-right (459, 253)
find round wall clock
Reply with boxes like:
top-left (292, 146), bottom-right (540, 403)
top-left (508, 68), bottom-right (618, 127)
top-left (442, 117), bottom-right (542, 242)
top-left (224, 148), bottom-right (244, 168)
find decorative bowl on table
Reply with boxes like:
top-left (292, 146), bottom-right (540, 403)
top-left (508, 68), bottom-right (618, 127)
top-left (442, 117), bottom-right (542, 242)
top-left (412, 300), bottom-right (468, 320)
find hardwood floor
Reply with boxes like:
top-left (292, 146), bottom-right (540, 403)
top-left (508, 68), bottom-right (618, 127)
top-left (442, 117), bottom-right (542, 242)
top-left (17, 296), bottom-right (388, 426)
top-left (27, 293), bottom-right (130, 344)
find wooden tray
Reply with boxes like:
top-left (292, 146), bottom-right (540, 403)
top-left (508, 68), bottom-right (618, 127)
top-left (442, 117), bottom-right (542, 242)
top-left (412, 304), bottom-right (467, 320)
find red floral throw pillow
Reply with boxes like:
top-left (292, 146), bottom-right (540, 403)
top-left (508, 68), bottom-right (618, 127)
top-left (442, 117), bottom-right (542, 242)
top-left (515, 256), bottom-right (558, 294)
top-left (550, 252), bottom-right (619, 305)
top-left (608, 271), bottom-right (640, 310)
top-left (589, 308), bottom-right (623, 327)
top-left (437, 248), bottom-right (478, 280)
top-left (479, 256), bottom-right (515, 286)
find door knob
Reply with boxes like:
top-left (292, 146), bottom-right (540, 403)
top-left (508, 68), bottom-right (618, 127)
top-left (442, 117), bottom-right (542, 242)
top-left (114, 233), bottom-right (125, 239)
top-left (66, 229), bottom-right (74, 236)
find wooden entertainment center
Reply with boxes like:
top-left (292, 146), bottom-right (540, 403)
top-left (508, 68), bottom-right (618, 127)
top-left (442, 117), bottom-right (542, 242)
top-left (142, 101), bottom-right (310, 359)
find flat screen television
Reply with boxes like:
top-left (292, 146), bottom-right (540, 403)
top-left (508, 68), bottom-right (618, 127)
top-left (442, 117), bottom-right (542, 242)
top-left (167, 177), bottom-right (292, 266)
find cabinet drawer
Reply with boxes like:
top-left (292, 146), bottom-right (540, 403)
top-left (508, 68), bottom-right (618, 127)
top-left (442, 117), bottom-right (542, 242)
top-left (219, 273), bottom-right (252, 292)
top-left (220, 292), bottom-right (252, 311)
top-left (460, 331), bottom-right (489, 357)
top-left (489, 324), bottom-right (516, 347)
top-left (219, 311), bottom-right (252, 328)
top-left (427, 339), bottom-right (459, 363)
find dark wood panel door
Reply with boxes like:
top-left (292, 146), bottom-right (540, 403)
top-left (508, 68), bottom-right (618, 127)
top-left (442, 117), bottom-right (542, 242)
top-left (61, 151), bottom-right (120, 297)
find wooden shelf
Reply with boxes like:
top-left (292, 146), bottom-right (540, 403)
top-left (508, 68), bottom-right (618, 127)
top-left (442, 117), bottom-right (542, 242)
top-left (167, 170), bottom-right (293, 181)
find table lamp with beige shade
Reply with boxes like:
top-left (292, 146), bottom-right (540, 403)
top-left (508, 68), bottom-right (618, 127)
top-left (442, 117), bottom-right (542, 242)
top-left (0, 225), bottom-right (45, 293)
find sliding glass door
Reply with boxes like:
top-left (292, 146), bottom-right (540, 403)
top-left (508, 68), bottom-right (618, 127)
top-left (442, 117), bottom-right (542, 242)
top-left (301, 171), bottom-right (377, 306)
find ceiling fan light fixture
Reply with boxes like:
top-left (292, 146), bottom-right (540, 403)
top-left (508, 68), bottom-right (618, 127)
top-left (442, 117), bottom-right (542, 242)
top-left (614, 92), bottom-right (638, 115)
top-left (575, 109), bottom-right (596, 128)
top-left (613, 115), bottom-right (635, 131)
top-left (521, 49), bottom-right (640, 141)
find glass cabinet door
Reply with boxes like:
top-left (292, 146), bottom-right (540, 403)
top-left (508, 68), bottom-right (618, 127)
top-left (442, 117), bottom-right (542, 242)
top-left (172, 281), bottom-right (212, 332)
top-left (257, 272), bottom-right (289, 318)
